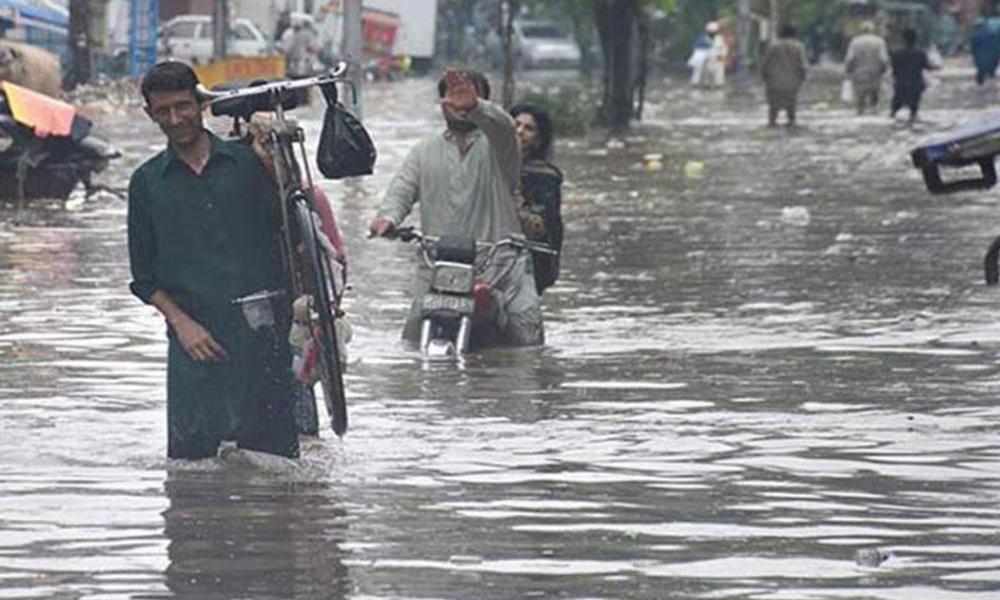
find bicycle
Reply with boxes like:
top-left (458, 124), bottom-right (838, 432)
top-left (198, 65), bottom-right (353, 436)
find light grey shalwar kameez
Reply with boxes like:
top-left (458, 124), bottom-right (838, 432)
top-left (378, 99), bottom-right (543, 346)
top-left (845, 33), bottom-right (890, 108)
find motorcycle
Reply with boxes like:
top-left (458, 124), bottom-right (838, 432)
top-left (0, 82), bottom-right (119, 205)
top-left (912, 118), bottom-right (1000, 285)
top-left (385, 226), bottom-right (556, 360)
top-left (911, 118), bottom-right (1000, 195)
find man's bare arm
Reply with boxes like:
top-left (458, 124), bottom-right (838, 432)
top-left (441, 69), bottom-right (520, 190)
top-left (468, 99), bottom-right (521, 193)
top-left (150, 290), bottom-right (229, 363)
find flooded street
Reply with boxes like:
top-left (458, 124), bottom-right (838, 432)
top-left (3, 73), bottom-right (1000, 599)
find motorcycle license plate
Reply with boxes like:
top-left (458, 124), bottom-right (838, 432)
top-left (422, 293), bottom-right (474, 315)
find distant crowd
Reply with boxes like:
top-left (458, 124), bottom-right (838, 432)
top-left (688, 20), bottom-right (951, 127)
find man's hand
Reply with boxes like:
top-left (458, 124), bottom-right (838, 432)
top-left (441, 68), bottom-right (479, 117)
top-left (368, 216), bottom-right (396, 238)
top-left (173, 314), bottom-right (230, 363)
top-left (249, 113), bottom-right (278, 181)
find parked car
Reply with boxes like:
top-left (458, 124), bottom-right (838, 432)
top-left (158, 15), bottom-right (272, 64)
top-left (514, 20), bottom-right (581, 70)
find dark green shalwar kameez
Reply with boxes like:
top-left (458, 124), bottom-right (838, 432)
top-left (127, 132), bottom-right (298, 459)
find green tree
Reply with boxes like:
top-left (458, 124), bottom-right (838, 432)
top-left (518, 0), bottom-right (675, 134)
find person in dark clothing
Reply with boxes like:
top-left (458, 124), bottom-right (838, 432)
top-left (890, 29), bottom-right (935, 124)
top-left (761, 25), bottom-right (808, 127)
top-left (510, 103), bottom-right (563, 294)
top-left (970, 19), bottom-right (1000, 85)
top-left (128, 62), bottom-right (299, 460)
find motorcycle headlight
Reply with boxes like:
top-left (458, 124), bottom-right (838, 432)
top-left (432, 262), bottom-right (475, 294)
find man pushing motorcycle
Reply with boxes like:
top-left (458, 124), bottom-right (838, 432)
top-left (369, 69), bottom-right (544, 347)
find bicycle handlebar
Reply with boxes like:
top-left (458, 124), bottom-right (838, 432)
top-left (197, 62), bottom-right (352, 120)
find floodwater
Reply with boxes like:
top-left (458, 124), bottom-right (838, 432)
top-left (3, 72), bottom-right (1000, 599)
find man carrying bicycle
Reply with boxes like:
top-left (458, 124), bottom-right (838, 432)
top-left (127, 61), bottom-right (299, 459)
top-left (369, 69), bottom-right (544, 347)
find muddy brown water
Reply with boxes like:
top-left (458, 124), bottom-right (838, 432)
top-left (2, 75), bottom-right (1000, 599)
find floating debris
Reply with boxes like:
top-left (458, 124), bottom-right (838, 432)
top-left (684, 160), bottom-right (705, 179)
top-left (854, 547), bottom-right (893, 568)
top-left (780, 206), bottom-right (811, 227)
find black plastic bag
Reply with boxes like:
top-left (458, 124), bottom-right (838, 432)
top-left (316, 82), bottom-right (376, 179)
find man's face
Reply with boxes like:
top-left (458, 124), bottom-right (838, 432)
top-left (145, 89), bottom-right (204, 148)
top-left (442, 102), bottom-right (475, 133)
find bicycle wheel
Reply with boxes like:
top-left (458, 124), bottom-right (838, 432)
top-left (293, 195), bottom-right (348, 436)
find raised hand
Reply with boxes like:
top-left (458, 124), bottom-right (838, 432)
top-left (440, 68), bottom-right (479, 115)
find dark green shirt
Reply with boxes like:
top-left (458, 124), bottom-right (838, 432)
top-left (127, 131), bottom-right (286, 315)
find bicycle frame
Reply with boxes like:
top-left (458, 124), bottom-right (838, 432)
top-left (200, 66), bottom-right (352, 436)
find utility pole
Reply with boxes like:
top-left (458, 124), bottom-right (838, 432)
top-left (212, 0), bottom-right (229, 61)
top-left (737, 0), bottom-right (751, 88)
top-left (501, 0), bottom-right (520, 109)
top-left (769, 0), bottom-right (781, 42)
top-left (341, 0), bottom-right (363, 116)
top-left (68, 0), bottom-right (92, 88)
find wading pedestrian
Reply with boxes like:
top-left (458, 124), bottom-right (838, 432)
top-left (845, 22), bottom-right (890, 115)
top-left (127, 62), bottom-right (299, 460)
top-left (891, 29), bottom-right (936, 124)
top-left (511, 103), bottom-right (563, 295)
top-left (761, 25), bottom-right (808, 128)
top-left (703, 22), bottom-right (728, 89)
top-left (970, 18), bottom-right (1000, 86)
top-left (687, 29), bottom-right (712, 87)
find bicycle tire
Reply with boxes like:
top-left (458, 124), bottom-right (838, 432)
top-left (293, 196), bottom-right (348, 436)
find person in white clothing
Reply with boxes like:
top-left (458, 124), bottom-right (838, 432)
top-left (703, 22), bottom-right (728, 88)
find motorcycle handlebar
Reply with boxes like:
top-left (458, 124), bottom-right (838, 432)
top-left (383, 227), bottom-right (557, 256)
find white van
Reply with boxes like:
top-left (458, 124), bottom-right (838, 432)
top-left (159, 15), bottom-right (271, 64)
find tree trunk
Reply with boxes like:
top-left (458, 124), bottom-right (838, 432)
top-left (737, 0), bottom-right (752, 86)
top-left (501, 0), bottom-right (519, 109)
top-left (342, 0), bottom-right (364, 115)
top-left (595, 0), bottom-right (638, 135)
top-left (212, 0), bottom-right (228, 61)
top-left (68, 0), bottom-right (91, 88)
top-left (632, 12), bottom-right (649, 121)
top-left (770, 0), bottom-right (781, 41)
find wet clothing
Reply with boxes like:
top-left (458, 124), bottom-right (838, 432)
top-left (970, 23), bottom-right (1000, 85)
top-left (890, 47), bottom-right (931, 117)
top-left (128, 132), bottom-right (299, 460)
top-left (378, 99), bottom-right (544, 346)
top-left (761, 38), bottom-right (807, 114)
top-left (519, 158), bottom-right (563, 294)
top-left (845, 33), bottom-right (889, 109)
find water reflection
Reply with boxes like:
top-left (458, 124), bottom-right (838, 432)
top-left (163, 469), bottom-right (350, 600)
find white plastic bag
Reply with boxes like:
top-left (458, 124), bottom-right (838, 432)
top-left (927, 45), bottom-right (943, 69)
top-left (840, 79), bottom-right (855, 104)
